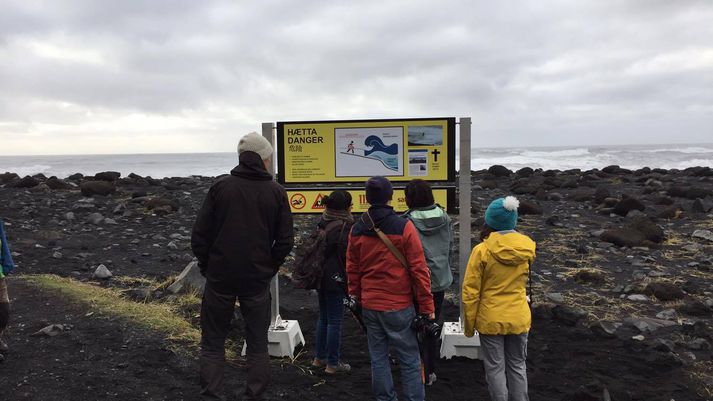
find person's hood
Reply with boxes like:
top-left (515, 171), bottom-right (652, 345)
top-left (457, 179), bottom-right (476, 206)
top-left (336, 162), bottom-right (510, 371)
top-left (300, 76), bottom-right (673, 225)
top-left (484, 231), bottom-right (536, 266)
top-left (365, 204), bottom-right (396, 227)
top-left (404, 205), bottom-right (449, 235)
top-left (230, 151), bottom-right (273, 181)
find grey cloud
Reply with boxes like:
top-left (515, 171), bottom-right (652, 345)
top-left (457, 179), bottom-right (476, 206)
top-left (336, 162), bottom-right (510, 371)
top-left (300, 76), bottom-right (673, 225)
top-left (1, 0), bottom-right (712, 153)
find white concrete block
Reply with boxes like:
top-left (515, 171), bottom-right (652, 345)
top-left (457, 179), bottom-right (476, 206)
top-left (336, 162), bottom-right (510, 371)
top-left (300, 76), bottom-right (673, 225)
top-left (440, 321), bottom-right (481, 360)
top-left (242, 319), bottom-right (305, 359)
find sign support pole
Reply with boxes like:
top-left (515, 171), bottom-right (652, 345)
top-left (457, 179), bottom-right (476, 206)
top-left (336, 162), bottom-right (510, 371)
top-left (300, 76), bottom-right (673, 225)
top-left (439, 117), bottom-right (480, 360)
top-left (458, 117), bottom-right (471, 326)
top-left (262, 122), bottom-right (283, 330)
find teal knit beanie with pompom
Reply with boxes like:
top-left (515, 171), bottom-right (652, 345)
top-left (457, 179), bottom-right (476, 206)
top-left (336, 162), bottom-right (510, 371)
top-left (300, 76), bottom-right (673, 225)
top-left (484, 196), bottom-right (519, 231)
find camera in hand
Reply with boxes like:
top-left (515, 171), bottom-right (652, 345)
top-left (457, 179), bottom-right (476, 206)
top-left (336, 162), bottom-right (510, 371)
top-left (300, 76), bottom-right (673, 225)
top-left (344, 296), bottom-right (362, 316)
top-left (411, 314), bottom-right (441, 338)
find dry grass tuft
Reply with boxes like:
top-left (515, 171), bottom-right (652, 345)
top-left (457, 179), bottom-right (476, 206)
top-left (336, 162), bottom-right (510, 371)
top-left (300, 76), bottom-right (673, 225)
top-left (21, 274), bottom-right (201, 352)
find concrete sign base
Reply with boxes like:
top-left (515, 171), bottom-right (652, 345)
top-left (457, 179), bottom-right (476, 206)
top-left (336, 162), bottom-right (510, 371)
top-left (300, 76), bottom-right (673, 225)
top-left (440, 321), bottom-right (481, 360)
top-left (241, 318), bottom-right (305, 359)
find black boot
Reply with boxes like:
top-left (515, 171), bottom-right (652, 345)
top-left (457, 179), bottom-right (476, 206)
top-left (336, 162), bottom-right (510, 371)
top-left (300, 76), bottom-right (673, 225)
top-left (245, 352), bottom-right (270, 400)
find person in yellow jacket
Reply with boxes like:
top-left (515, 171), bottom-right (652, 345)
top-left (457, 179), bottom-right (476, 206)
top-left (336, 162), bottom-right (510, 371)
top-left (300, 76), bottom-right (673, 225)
top-left (462, 196), bottom-right (536, 401)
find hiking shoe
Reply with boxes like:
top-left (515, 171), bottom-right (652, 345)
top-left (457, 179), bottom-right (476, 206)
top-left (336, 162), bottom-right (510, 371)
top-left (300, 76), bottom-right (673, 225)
top-left (325, 361), bottom-right (351, 374)
top-left (425, 373), bottom-right (437, 386)
top-left (0, 339), bottom-right (8, 354)
top-left (311, 358), bottom-right (326, 368)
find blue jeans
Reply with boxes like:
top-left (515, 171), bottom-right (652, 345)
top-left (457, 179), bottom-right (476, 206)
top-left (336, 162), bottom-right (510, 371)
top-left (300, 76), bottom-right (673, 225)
top-left (314, 289), bottom-right (345, 366)
top-left (363, 306), bottom-right (424, 401)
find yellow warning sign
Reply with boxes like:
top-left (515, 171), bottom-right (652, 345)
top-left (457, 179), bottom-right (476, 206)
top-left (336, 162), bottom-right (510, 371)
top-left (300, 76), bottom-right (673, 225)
top-left (285, 188), bottom-right (453, 214)
top-left (277, 118), bottom-right (455, 184)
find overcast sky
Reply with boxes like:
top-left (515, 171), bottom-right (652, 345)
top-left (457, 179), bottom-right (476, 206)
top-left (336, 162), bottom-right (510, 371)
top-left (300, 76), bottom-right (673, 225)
top-left (1, 0), bottom-right (712, 155)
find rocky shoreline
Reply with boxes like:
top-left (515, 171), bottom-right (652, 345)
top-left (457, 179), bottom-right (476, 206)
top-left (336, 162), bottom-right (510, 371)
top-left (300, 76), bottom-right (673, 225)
top-left (1, 164), bottom-right (713, 400)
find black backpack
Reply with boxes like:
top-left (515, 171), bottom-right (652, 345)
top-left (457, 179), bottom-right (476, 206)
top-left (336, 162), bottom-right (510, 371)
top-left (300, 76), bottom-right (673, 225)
top-left (292, 220), bottom-right (344, 290)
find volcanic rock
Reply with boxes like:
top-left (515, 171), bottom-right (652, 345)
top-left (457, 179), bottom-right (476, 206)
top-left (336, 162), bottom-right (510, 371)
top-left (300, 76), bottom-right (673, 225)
top-left (0, 172), bottom-right (19, 183)
top-left (166, 260), bottom-right (205, 294)
top-left (515, 167), bottom-right (533, 177)
top-left (692, 230), bottom-right (713, 242)
top-left (628, 216), bottom-right (664, 243)
top-left (600, 229), bottom-right (650, 248)
top-left (146, 197), bottom-right (179, 212)
top-left (612, 197), bottom-right (645, 216)
top-left (93, 264), bottom-right (113, 279)
top-left (692, 198), bottom-right (713, 213)
top-left (80, 181), bottom-right (116, 197)
top-left (552, 305), bottom-right (588, 326)
top-left (46, 177), bottom-right (72, 190)
top-left (657, 205), bottom-right (681, 219)
top-left (624, 317), bottom-right (677, 333)
top-left (678, 300), bottom-right (711, 317)
top-left (574, 269), bottom-right (606, 286)
top-left (487, 165), bottom-right (512, 177)
top-left (590, 321), bottom-right (621, 338)
top-left (94, 171), bottom-right (121, 181)
top-left (518, 200), bottom-right (543, 215)
top-left (645, 281), bottom-right (685, 301)
top-left (13, 176), bottom-right (40, 188)
top-left (86, 213), bottom-right (105, 225)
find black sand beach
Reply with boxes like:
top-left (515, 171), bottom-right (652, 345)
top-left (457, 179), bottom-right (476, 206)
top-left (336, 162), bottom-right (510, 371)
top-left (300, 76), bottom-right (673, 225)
top-left (1, 165), bottom-right (713, 400)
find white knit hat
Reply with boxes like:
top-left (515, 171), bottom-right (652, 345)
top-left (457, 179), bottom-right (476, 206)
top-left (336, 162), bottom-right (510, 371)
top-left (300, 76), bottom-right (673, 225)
top-left (237, 132), bottom-right (273, 160)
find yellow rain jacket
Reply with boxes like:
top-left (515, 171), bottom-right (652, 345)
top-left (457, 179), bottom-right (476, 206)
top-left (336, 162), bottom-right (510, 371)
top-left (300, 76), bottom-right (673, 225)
top-left (462, 231), bottom-right (536, 337)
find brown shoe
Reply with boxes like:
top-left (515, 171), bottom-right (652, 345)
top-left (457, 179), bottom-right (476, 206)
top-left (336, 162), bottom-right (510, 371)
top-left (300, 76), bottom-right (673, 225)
top-left (311, 358), bottom-right (326, 368)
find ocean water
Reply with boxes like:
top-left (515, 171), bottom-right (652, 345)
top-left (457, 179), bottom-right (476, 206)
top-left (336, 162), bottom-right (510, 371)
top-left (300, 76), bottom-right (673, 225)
top-left (1, 144), bottom-right (712, 179)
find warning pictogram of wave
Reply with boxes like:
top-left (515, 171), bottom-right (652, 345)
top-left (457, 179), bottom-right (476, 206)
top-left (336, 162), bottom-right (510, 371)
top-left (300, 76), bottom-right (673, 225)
top-left (364, 135), bottom-right (399, 156)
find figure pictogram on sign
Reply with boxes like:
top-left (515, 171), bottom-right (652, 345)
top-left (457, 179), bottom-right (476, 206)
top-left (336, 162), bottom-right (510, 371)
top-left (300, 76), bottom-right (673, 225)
top-left (290, 193), bottom-right (306, 210)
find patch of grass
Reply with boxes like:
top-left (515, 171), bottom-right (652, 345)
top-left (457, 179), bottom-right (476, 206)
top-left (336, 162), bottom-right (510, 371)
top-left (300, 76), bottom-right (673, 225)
top-left (690, 361), bottom-right (713, 399)
top-left (21, 274), bottom-right (200, 349)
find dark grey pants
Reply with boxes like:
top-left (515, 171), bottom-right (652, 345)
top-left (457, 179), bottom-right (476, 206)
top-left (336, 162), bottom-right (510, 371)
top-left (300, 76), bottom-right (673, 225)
top-left (200, 282), bottom-right (271, 400)
top-left (479, 333), bottom-right (529, 401)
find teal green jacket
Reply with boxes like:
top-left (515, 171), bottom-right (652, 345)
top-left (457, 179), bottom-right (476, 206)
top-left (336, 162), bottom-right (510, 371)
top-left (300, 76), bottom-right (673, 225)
top-left (403, 205), bottom-right (454, 293)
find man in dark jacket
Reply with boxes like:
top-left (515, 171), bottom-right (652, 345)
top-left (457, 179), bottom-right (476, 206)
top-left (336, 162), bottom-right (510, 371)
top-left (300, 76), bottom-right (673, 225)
top-left (192, 132), bottom-right (294, 401)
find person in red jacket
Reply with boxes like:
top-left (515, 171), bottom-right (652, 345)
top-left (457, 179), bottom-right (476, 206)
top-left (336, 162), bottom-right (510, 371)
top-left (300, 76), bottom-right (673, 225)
top-left (347, 176), bottom-right (434, 401)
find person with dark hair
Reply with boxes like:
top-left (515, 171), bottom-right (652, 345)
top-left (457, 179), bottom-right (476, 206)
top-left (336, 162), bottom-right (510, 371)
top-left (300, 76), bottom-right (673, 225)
top-left (462, 196), bottom-right (536, 401)
top-left (0, 218), bottom-right (15, 364)
top-left (402, 179), bottom-right (453, 386)
top-left (192, 132), bottom-right (294, 401)
top-left (347, 176), bottom-right (434, 401)
top-left (311, 190), bottom-right (355, 374)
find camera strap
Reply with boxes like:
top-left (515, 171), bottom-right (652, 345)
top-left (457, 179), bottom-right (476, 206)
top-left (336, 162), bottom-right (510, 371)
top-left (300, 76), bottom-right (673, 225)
top-left (361, 211), bottom-right (429, 314)
top-left (361, 211), bottom-right (409, 270)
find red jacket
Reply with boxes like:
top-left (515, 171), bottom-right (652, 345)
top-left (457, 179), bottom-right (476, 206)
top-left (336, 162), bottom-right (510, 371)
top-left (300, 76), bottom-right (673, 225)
top-left (347, 205), bottom-right (434, 314)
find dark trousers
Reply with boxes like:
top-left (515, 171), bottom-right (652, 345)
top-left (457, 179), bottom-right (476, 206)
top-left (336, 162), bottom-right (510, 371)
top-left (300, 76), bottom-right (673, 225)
top-left (200, 282), bottom-right (271, 400)
top-left (0, 278), bottom-right (9, 336)
top-left (423, 291), bottom-right (445, 377)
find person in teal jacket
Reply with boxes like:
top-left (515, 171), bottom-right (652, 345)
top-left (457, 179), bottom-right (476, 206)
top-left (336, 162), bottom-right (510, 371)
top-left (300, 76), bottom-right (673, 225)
top-left (402, 179), bottom-right (454, 386)
top-left (0, 218), bottom-right (15, 363)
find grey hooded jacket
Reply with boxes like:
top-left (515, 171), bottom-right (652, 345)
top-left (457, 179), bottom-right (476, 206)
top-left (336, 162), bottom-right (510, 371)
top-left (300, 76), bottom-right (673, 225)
top-left (403, 205), bottom-right (454, 293)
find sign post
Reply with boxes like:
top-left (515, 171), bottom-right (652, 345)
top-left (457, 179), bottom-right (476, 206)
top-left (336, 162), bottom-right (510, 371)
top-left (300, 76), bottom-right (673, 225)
top-left (439, 117), bottom-right (481, 360)
top-left (458, 117), bottom-right (471, 326)
top-left (263, 122), bottom-right (282, 330)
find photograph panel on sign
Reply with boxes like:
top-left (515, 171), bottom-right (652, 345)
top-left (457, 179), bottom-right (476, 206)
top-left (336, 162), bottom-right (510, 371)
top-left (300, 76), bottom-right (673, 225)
top-left (407, 125), bottom-right (443, 146)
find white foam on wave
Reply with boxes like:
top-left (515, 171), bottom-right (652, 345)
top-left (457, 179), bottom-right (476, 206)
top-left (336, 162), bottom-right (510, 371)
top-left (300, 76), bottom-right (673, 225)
top-left (0, 164), bottom-right (52, 177)
top-left (644, 147), bottom-right (713, 154)
top-left (520, 148), bottom-right (591, 158)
